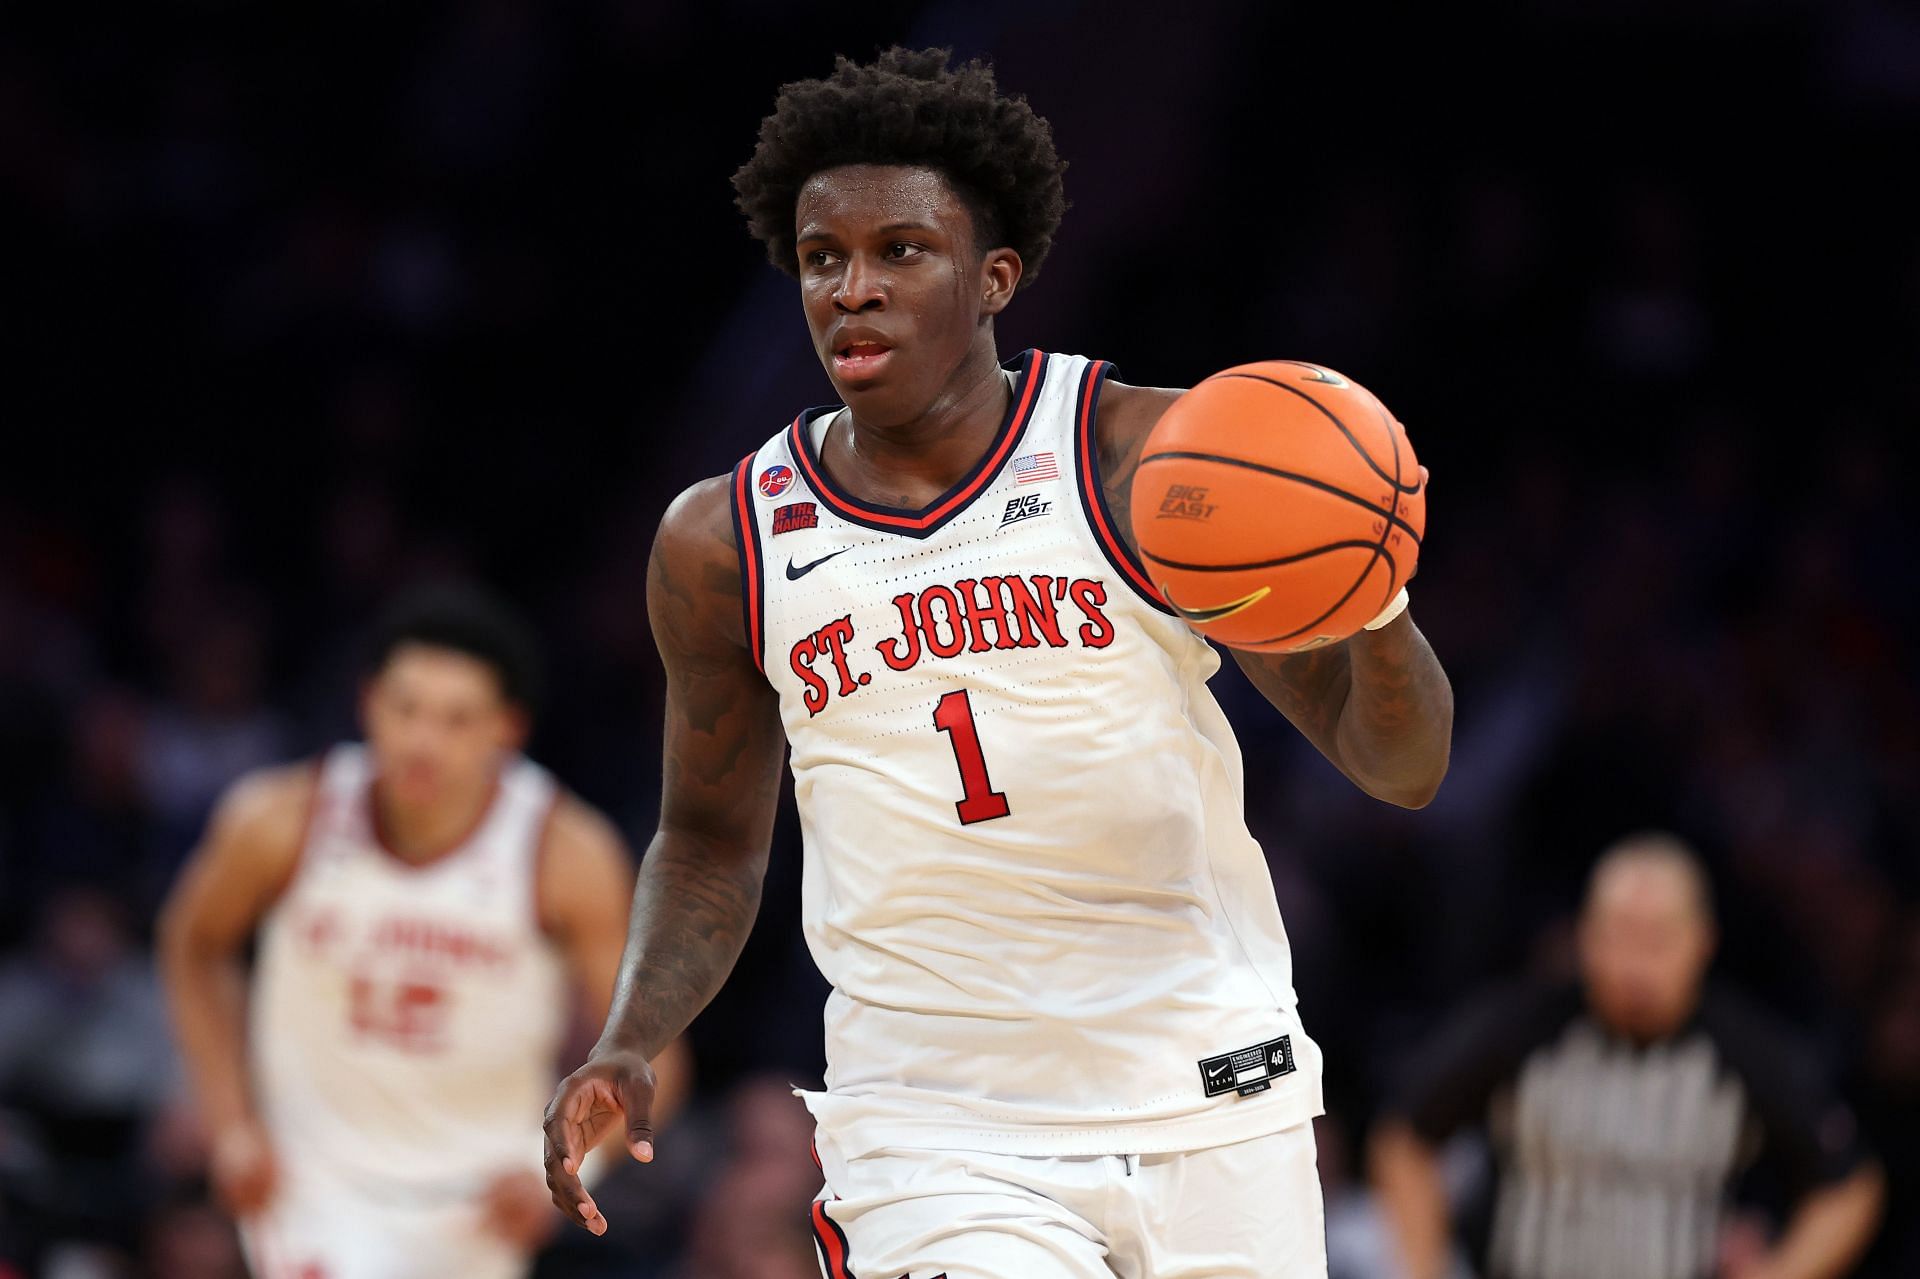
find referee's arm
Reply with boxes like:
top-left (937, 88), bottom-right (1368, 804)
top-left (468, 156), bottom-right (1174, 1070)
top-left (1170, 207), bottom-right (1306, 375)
top-left (1369, 981), bottom-right (1566, 1279)
top-left (1755, 1164), bottom-right (1884, 1279)
top-left (1713, 991), bottom-right (1886, 1279)
top-left (1370, 1119), bottom-right (1453, 1279)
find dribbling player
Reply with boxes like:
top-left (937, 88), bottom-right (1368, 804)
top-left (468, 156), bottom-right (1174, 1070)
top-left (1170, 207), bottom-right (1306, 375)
top-left (544, 49), bottom-right (1454, 1278)
top-left (160, 585), bottom-right (688, 1279)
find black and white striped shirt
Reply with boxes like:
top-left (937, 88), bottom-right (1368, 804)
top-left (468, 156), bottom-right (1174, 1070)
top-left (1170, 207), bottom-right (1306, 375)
top-left (1391, 982), bottom-right (1866, 1279)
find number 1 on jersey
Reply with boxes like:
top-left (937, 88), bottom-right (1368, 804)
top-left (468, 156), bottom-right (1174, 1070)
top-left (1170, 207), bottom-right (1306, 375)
top-left (933, 689), bottom-right (1011, 824)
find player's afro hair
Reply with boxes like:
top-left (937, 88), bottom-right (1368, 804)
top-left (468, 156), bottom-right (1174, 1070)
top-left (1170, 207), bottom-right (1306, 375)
top-left (732, 46), bottom-right (1068, 289)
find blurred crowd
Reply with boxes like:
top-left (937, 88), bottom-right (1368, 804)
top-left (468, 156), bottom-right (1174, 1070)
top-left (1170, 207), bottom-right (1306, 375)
top-left (3, 1), bottom-right (1918, 1276)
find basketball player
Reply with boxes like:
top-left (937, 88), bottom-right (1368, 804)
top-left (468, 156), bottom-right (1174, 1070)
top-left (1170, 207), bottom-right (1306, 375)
top-left (544, 48), bottom-right (1453, 1277)
top-left (159, 585), bottom-right (688, 1279)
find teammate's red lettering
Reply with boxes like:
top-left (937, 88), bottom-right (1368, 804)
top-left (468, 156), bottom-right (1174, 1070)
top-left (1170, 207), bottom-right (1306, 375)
top-left (349, 974), bottom-right (448, 1052)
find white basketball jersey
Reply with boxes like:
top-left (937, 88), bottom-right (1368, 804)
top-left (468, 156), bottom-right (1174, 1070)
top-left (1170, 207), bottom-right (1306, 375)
top-left (733, 349), bottom-right (1324, 1158)
top-left (250, 745), bottom-right (568, 1192)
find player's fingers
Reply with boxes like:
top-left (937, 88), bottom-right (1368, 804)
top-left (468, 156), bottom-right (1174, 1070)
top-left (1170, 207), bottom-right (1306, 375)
top-left (542, 1088), bottom-right (603, 1232)
top-left (1418, 463), bottom-right (1430, 489)
top-left (618, 1070), bottom-right (656, 1163)
top-left (543, 1144), bottom-right (600, 1232)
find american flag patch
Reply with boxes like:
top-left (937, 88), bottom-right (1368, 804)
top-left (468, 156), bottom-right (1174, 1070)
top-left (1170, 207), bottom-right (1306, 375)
top-left (1011, 452), bottom-right (1058, 484)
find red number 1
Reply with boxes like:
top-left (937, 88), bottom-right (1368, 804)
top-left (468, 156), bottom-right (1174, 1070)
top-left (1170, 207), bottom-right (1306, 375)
top-left (934, 690), bottom-right (1011, 825)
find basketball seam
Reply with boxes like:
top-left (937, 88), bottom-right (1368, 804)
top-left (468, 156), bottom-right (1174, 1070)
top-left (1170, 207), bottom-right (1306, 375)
top-left (1207, 371), bottom-right (1421, 493)
top-left (1136, 452), bottom-right (1423, 545)
top-left (1378, 395), bottom-right (1406, 603)
top-left (1233, 436), bottom-right (1401, 646)
top-left (1239, 546), bottom-right (1388, 646)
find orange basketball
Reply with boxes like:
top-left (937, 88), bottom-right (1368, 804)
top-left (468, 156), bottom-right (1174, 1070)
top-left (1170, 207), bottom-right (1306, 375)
top-left (1128, 360), bottom-right (1425, 653)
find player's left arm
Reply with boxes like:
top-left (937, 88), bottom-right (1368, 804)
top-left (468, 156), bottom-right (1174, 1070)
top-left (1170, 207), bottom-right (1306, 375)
top-left (1098, 381), bottom-right (1453, 808)
top-left (536, 796), bottom-right (692, 1131)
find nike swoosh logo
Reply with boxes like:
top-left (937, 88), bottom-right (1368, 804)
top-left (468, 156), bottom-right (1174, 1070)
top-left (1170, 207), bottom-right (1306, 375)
top-left (1282, 361), bottom-right (1349, 387)
top-left (1206, 1062), bottom-right (1231, 1079)
top-left (1165, 585), bottom-right (1271, 624)
top-left (785, 549), bottom-right (851, 580)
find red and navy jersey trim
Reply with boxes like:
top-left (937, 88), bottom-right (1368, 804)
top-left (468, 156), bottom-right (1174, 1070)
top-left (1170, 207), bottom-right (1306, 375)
top-left (786, 349), bottom-right (1048, 539)
top-left (810, 1199), bottom-right (858, 1279)
top-left (729, 454), bottom-right (766, 673)
top-left (1074, 359), bottom-right (1175, 615)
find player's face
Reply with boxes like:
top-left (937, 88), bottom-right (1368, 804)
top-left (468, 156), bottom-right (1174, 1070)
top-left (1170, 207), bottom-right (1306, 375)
top-left (794, 164), bottom-right (1018, 424)
top-left (1578, 866), bottom-right (1715, 1041)
top-left (360, 644), bottom-right (526, 810)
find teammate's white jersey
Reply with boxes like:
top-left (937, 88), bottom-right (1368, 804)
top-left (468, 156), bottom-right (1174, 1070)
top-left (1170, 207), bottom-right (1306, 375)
top-left (250, 744), bottom-right (568, 1192)
top-left (732, 349), bottom-right (1324, 1158)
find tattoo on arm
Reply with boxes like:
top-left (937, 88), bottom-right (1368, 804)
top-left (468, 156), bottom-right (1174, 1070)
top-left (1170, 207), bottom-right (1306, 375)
top-left (1233, 617), bottom-right (1452, 807)
top-left (602, 832), bottom-right (764, 1060)
top-left (600, 484), bottom-right (785, 1058)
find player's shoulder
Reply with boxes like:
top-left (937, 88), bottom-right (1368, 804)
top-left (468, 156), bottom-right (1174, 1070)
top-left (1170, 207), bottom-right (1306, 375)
top-left (658, 472), bottom-right (739, 552)
top-left (1092, 374), bottom-right (1184, 461)
top-left (1696, 982), bottom-right (1828, 1083)
top-left (535, 792), bottom-right (634, 935)
top-left (1434, 975), bottom-right (1583, 1058)
top-left (651, 472), bottom-right (751, 653)
top-left (210, 759), bottom-right (322, 853)
top-left (540, 791), bottom-right (630, 869)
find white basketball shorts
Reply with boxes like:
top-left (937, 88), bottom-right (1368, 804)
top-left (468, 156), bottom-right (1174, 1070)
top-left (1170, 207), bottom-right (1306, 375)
top-left (238, 1155), bottom-right (529, 1279)
top-left (809, 1121), bottom-right (1327, 1279)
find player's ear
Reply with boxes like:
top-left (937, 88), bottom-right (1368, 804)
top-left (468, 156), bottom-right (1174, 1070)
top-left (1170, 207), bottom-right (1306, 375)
top-left (980, 247), bottom-right (1021, 317)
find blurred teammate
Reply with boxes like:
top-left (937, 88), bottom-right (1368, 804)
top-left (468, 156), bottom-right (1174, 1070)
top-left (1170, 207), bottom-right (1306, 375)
top-left (543, 48), bottom-right (1454, 1278)
top-left (1371, 833), bottom-right (1884, 1279)
top-left (160, 584), bottom-right (687, 1279)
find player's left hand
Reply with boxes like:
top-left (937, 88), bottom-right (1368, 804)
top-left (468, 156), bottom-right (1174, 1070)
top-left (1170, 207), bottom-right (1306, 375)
top-left (478, 1170), bottom-right (561, 1251)
top-left (543, 1047), bottom-right (658, 1235)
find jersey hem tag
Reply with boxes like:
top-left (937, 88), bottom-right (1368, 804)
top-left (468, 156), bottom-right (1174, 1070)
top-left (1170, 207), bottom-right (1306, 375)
top-left (1198, 1034), bottom-right (1296, 1098)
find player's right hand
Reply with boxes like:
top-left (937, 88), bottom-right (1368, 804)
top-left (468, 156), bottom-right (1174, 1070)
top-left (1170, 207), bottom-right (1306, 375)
top-left (542, 1048), bottom-right (657, 1236)
top-left (210, 1120), bottom-right (278, 1218)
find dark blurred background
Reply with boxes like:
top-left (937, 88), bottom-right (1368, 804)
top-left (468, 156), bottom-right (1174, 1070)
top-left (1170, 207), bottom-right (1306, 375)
top-left (2, 2), bottom-right (1917, 1277)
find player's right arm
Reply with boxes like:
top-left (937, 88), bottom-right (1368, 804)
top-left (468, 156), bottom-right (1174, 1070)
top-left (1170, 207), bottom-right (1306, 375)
top-left (543, 474), bottom-right (786, 1236)
top-left (156, 763), bottom-right (313, 1217)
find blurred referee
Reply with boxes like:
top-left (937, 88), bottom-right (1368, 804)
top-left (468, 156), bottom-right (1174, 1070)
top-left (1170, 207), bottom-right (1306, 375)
top-left (1371, 833), bottom-right (1883, 1279)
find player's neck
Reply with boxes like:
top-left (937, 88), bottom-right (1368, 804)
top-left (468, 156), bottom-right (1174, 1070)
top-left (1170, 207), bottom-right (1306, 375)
top-left (833, 345), bottom-right (1011, 503)
top-left (371, 772), bottom-right (499, 864)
